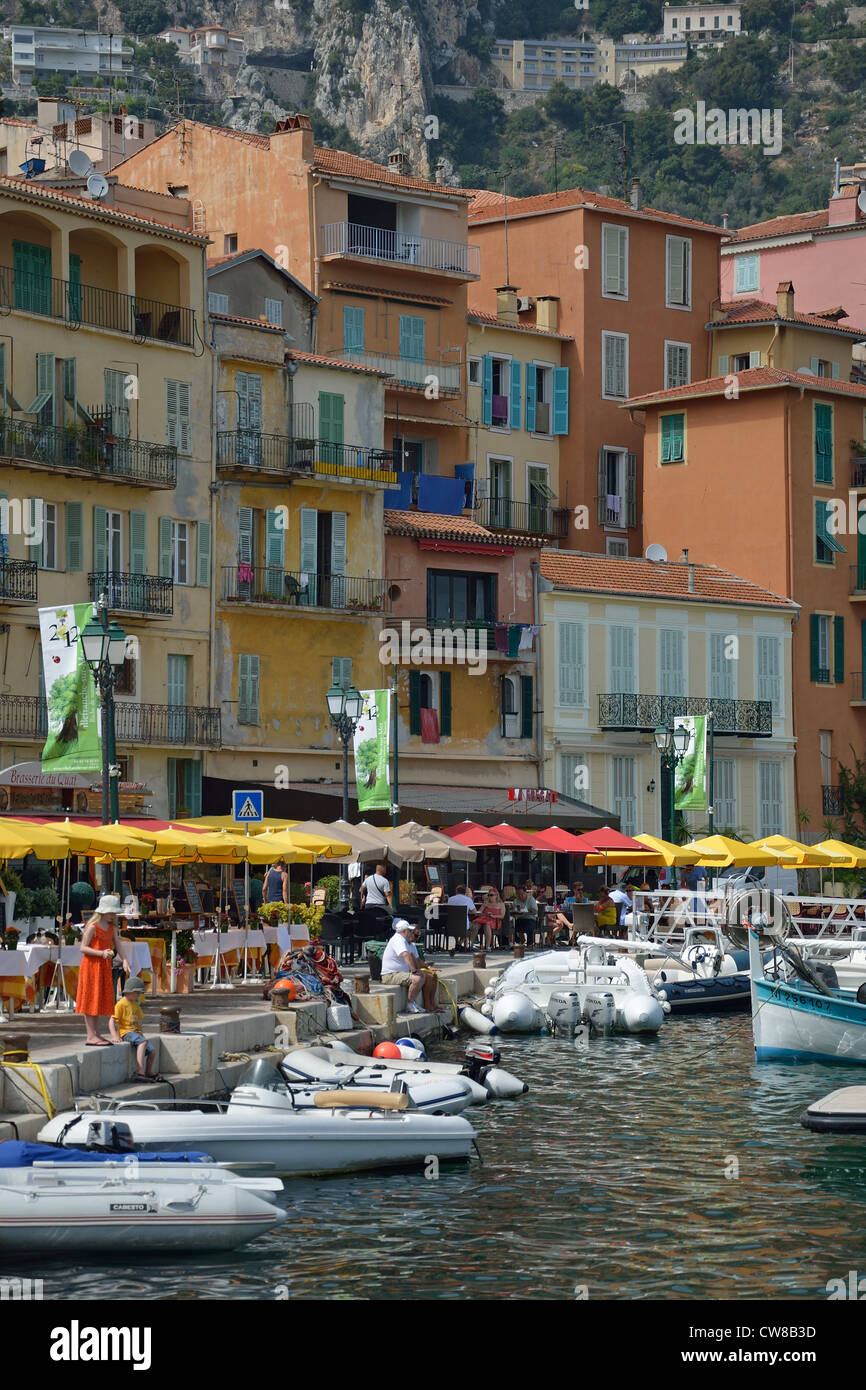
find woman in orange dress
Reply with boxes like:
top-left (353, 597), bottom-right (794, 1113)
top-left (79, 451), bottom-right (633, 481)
top-left (76, 894), bottom-right (121, 1045)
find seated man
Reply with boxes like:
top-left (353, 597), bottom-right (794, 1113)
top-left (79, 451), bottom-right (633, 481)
top-left (447, 882), bottom-right (477, 954)
top-left (512, 886), bottom-right (539, 945)
top-left (380, 918), bottom-right (437, 1014)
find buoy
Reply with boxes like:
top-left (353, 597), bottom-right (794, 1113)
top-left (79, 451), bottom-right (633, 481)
top-left (373, 1041), bottom-right (402, 1059)
top-left (460, 1006), bottom-right (499, 1035)
top-left (395, 1038), bottom-right (426, 1060)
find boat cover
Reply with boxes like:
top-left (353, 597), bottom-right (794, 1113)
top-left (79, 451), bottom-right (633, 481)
top-left (0, 1141), bottom-right (214, 1167)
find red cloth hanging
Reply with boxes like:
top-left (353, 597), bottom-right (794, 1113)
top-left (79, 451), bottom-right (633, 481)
top-left (420, 707), bottom-right (440, 743)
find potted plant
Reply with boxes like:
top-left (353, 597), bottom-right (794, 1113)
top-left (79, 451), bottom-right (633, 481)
top-left (140, 892), bottom-right (156, 918)
top-left (2, 925), bottom-right (20, 950)
top-left (259, 901), bottom-right (289, 924)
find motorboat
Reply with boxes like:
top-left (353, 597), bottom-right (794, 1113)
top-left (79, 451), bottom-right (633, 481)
top-left (283, 1041), bottom-right (528, 1102)
top-left (39, 1087), bottom-right (477, 1176)
top-left (630, 927), bottom-right (751, 1015)
top-left (800, 1086), bottom-right (866, 1134)
top-left (242, 1053), bottom-right (483, 1115)
top-left (0, 1139), bottom-right (285, 1253)
top-left (479, 944), bottom-right (665, 1035)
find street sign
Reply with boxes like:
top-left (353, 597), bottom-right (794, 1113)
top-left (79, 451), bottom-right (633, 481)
top-left (232, 789), bottom-right (263, 822)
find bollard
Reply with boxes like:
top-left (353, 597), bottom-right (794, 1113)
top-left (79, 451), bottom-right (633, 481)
top-left (354, 974), bottom-right (370, 995)
top-left (513, 943), bottom-right (525, 960)
top-left (472, 952), bottom-right (487, 969)
top-left (0, 1032), bottom-right (30, 1062)
top-left (159, 1007), bottom-right (180, 1034)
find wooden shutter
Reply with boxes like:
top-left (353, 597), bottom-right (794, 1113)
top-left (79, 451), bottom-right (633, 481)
top-left (319, 392), bottom-right (344, 446)
top-left (611, 625), bottom-right (635, 694)
top-left (597, 448), bottom-right (606, 524)
top-left (399, 315), bottom-right (425, 361)
top-left (238, 653), bottom-right (260, 724)
top-left (810, 357), bottom-right (820, 376)
top-left (129, 511), bottom-right (146, 575)
top-left (197, 520), bottom-right (211, 587)
top-left (809, 614), bottom-right (820, 681)
top-left (748, 350), bottom-right (761, 368)
top-left (525, 362), bottom-right (536, 432)
top-left (36, 352), bottom-right (55, 425)
top-left (409, 669), bottom-right (422, 735)
top-left (26, 498), bottom-right (41, 565)
top-left (63, 357), bottom-right (76, 418)
top-left (183, 759), bottom-right (202, 818)
top-left (558, 621), bottom-right (584, 706)
top-left (509, 360), bottom-right (521, 428)
top-left (667, 237), bottom-right (682, 304)
top-left (834, 615), bottom-right (845, 685)
top-left (553, 366), bottom-right (569, 435)
top-left (299, 507), bottom-right (317, 570)
top-left (718, 354), bottom-right (730, 376)
top-left (265, 509), bottom-right (285, 569)
top-left (105, 368), bottom-right (129, 439)
top-left (68, 253), bottom-right (81, 319)
top-left (0, 343), bottom-right (5, 409)
top-left (237, 508), bottom-right (255, 569)
top-left (625, 453), bottom-right (637, 526)
top-left (481, 354), bottom-right (493, 426)
top-left (831, 361), bottom-right (840, 380)
top-left (343, 306), bottom-right (364, 352)
top-left (500, 674), bottom-right (508, 737)
top-left (166, 380), bottom-right (191, 451)
top-left (603, 224), bottom-right (627, 295)
top-left (439, 671), bottom-right (452, 736)
top-left (158, 516), bottom-right (173, 578)
top-left (815, 403), bottom-right (833, 483)
top-left (659, 629), bottom-right (684, 696)
top-left (65, 501), bottom-right (83, 571)
top-left (520, 674), bottom-right (533, 739)
top-left (92, 505), bottom-right (107, 572)
top-left (166, 757), bottom-right (178, 820)
top-left (237, 372), bottom-right (262, 431)
top-left (330, 510), bottom-right (347, 582)
top-left (331, 657), bottom-right (352, 688)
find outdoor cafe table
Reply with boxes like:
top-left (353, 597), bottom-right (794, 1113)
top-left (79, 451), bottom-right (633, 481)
top-left (0, 939), bottom-right (152, 1015)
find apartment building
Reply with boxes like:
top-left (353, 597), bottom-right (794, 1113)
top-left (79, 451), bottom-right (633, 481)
top-left (662, 2), bottom-right (743, 43)
top-left (0, 100), bottom-right (156, 178)
top-left (490, 36), bottom-right (688, 92)
top-left (3, 26), bottom-right (133, 83)
top-left (0, 175), bottom-right (214, 818)
top-left (158, 27), bottom-right (245, 68)
top-left (539, 551), bottom-right (796, 840)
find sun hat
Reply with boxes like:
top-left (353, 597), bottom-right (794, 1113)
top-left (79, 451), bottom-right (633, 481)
top-left (122, 976), bottom-right (146, 994)
top-left (95, 894), bottom-right (121, 916)
top-left (394, 918), bottom-right (414, 934)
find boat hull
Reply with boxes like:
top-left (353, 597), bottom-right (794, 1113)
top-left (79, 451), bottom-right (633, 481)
top-left (655, 975), bottom-right (751, 1015)
top-left (752, 977), bottom-right (866, 1064)
top-left (800, 1085), bottom-right (866, 1134)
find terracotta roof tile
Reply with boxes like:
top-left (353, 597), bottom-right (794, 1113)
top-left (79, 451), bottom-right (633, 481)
top-left (469, 186), bottom-right (726, 235)
top-left (287, 349), bottom-right (389, 376)
top-left (323, 279), bottom-right (452, 306)
top-left (467, 308), bottom-right (573, 340)
top-left (727, 208), bottom-right (830, 243)
top-left (385, 509), bottom-right (541, 545)
top-left (710, 298), bottom-right (866, 337)
top-left (626, 365), bottom-right (866, 408)
top-left (313, 147), bottom-right (472, 198)
top-left (0, 174), bottom-right (206, 242)
top-left (539, 550), bottom-right (796, 611)
top-left (209, 311), bottom-right (284, 332)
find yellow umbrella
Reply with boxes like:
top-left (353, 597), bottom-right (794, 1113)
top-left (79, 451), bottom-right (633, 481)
top-left (0, 818), bottom-right (70, 860)
top-left (813, 838), bottom-right (866, 869)
top-left (42, 819), bottom-right (155, 861)
top-left (748, 834), bottom-right (840, 867)
top-left (584, 849), bottom-right (671, 866)
top-left (124, 825), bottom-right (208, 861)
top-left (634, 834), bottom-right (704, 865)
top-left (252, 828), bottom-right (352, 860)
top-left (178, 816), bottom-right (299, 834)
top-left (684, 835), bottom-right (779, 867)
top-left (149, 830), bottom-right (262, 866)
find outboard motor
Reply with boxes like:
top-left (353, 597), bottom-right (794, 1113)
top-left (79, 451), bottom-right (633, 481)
top-left (462, 1039), bottom-right (501, 1082)
top-left (547, 990), bottom-right (583, 1036)
top-left (84, 1119), bottom-right (136, 1153)
top-left (461, 1038), bottom-right (528, 1098)
top-left (583, 991), bottom-right (616, 1035)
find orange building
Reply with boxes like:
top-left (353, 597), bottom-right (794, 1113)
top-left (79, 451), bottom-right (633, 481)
top-left (467, 184), bottom-right (726, 555)
top-left (114, 117), bottom-right (479, 480)
top-left (631, 364), bottom-right (866, 828)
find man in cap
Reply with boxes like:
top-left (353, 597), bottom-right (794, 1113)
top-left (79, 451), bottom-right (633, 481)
top-left (381, 918), bottom-right (438, 1014)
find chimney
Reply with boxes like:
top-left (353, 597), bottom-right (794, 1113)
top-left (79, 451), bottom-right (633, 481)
top-left (272, 113), bottom-right (314, 162)
top-left (776, 281), bottom-right (795, 319)
top-left (388, 150), bottom-right (405, 175)
top-left (495, 284), bottom-right (519, 326)
top-left (721, 213), bottom-right (729, 230)
top-left (680, 548), bottom-right (689, 563)
top-left (434, 157), bottom-right (447, 185)
top-left (828, 182), bottom-right (858, 226)
top-left (535, 295), bottom-right (559, 333)
top-left (688, 564), bottom-right (695, 594)
top-left (629, 178), bottom-right (642, 211)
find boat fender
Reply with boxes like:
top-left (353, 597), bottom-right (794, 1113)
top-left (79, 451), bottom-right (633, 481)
top-left (858, 984), bottom-right (866, 1006)
top-left (460, 1006), bottom-right (499, 1035)
top-left (395, 1039), bottom-right (427, 1060)
top-left (480, 1001), bottom-right (494, 1018)
top-left (313, 1090), bottom-right (409, 1111)
top-left (481, 1067), bottom-right (529, 1099)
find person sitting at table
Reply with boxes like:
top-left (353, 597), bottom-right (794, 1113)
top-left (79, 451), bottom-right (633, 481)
top-left (594, 886), bottom-right (618, 935)
top-left (512, 886), bottom-right (539, 945)
top-left (472, 887), bottom-right (506, 951)
top-left (75, 894), bottom-right (123, 1047)
top-left (447, 883), bottom-right (477, 954)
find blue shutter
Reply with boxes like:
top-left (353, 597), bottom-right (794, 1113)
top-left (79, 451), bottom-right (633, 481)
top-left (553, 367), bottom-right (569, 434)
top-left (481, 353), bottom-right (493, 426)
top-left (399, 315), bottom-right (425, 361)
top-left (525, 364), bottom-right (537, 432)
top-left (509, 360), bottom-right (521, 428)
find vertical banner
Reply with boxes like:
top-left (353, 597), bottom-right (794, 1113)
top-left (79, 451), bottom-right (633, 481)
top-left (39, 604), bottom-right (102, 772)
top-left (674, 714), bottom-right (707, 812)
top-left (353, 689), bottom-right (391, 812)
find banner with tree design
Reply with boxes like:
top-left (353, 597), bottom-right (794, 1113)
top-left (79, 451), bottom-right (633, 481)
top-left (353, 689), bottom-right (391, 813)
top-left (39, 604), bottom-right (101, 772)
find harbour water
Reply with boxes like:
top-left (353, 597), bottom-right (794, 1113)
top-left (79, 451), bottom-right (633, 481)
top-left (10, 1014), bottom-right (866, 1300)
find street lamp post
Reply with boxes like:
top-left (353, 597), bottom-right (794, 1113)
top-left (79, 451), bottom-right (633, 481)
top-left (653, 721), bottom-right (691, 845)
top-left (81, 594), bottom-right (127, 892)
top-left (326, 680), bottom-right (363, 907)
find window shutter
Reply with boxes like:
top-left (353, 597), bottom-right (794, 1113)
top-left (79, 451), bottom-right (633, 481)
top-left (597, 448), bottom-right (606, 524)
top-left (330, 511), bottom-right (347, 575)
top-left (237, 507), bottom-right (255, 569)
top-left (92, 505), bottom-right (107, 572)
top-left (661, 415), bottom-right (672, 463)
top-left (667, 238), bottom-right (683, 305)
top-left (399, 315), bottom-right (425, 361)
top-left (748, 350), bottom-right (761, 368)
top-left (834, 615), bottom-right (845, 685)
top-left (158, 516), bottom-right (173, 578)
top-left (166, 757), bottom-right (178, 819)
top-left (409, 669), bottom-right (422, 736)
top-left (331, 657), bottom-right (352, 688)
top-left (815, 403), bottom-right (833, 483)
top-left (65, 501), bottom-right (83, 571)
top-left (810, 614), bottom-right (820, 681)
top-left (718, 354), bottom-right (730, 375)
top-left (509, 360), bottom-right (521, 428)
top-left (553, 366), bottom-right (569, 434)
top-left (299, 509), bottom-right (317, 593)
top-left (439, 671), bottom-right (452, 736)
top-left (343, 306), bottom-right (364, 352)
top-left (832, 361), bottom-right (840, 380)
top-left (165, 379), bottom-right (178, 447)
top-left (0, 343), bottom-right (5, 408)
top-left (810, 357), bottom-right (820, 376)
top-left (559, 621), bottom-right (585, 706)
top-left (129, 510), bottom-right (146, 575)
top-left (500, 675), bottom-right (508, 737)
top-left (237, 373), bottom-right (262, 432)
top-left (481, 353), bottom-right (493, 426)
top-left (264, 298), bottom-right (282, 328)
top-left (525, 362), bottom-right (537, 432)
top-left (197, 520), bottom-right (211, 587)
top-left (625, 453), bottom-right (637, 526)
top-left (36, 352), bottom-right (55, 425)
top-left (183, 759), bottom-right (202, 818)
top-left (238, 654), bottom-right (260, 724)
top-left (26, 498), bottom-right (42, 564)
top-left (611, 625), bottom-right (635, 694)
top-left (166, 380), bottom-right (190, 451)
top-left (319, 392), bottom-right (344, 446)
top-left (265, 509), bottom-right (285, 571)
top-left (63, 356), bottom-right (76, 409)
top-left (520, 674), bottom-right (533, 739)
top-left (105, 368), bottom-right (129, 439)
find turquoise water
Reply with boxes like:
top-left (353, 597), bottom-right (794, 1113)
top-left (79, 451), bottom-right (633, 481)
top-left (8, 1014), bottom-right (866, 1300)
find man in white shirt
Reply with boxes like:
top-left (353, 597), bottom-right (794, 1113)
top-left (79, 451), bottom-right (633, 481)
top-left (361, 863), bottom-right (392, 908)
top-left (608, 882), bottom-right (633, 935)
top-left (381, 919), bottom-right (437, 1013)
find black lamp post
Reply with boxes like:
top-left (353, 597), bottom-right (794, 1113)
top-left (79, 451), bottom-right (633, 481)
top-left (653, 721), bottom-right (691, 844)
top-left (326, 680), bottom-right (363, 906)
top-left (81, 594), bottom-right (127, 892)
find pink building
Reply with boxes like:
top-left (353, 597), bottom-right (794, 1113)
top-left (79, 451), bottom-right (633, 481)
top-left (722, 178), bottom-right (866, 325)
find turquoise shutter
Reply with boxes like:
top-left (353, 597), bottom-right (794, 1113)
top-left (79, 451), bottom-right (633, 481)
top-left (815, 403), bottom-right (833, 483)
top-left (399, 315), bottom-right (425, 361)
top-left (299, 508), bottom-right (317, 604)
top-left (36, 352), bottom-right (55, 425)
top-left (330, 511), bottom-right (347, 606)
top-left (718, 354), bottom-right (730, 376)
top-left (834, 616), bottom-right (845, 685)
top-left (661, 416), bottom-right (672, 463)
top-left (409, 669), bottom-right (422, 735)
top-left (832, 361), bottom-right (840, 380)
top-left (238, 507), bottom-right (254, 566)
top-left (14, 239), bottom-right (51, 315)
top-left (481, 354), bottom-right (493, 426)
top-left (553, 366), bottom-right (569, 434)
top-left (525, 364), bottom-right (537, 432)
top-left (158, 516), bottom-right (173, 578)
top-left (343, 306), bottom-right (364, 352)
top-left (26, 498), bottom-right (42, 565)
top-left (509, 360), bottom-right (521, 428)
top-left (68, 253), bottom-right (82, 321)
top-left (264, 509), bottom-right (284, 598)
top-left (129, 511), bottom-right (146, 574)
top-left (92, 505), bottom-right (107, 572)
top-left (238, 654), bottom-right (260, 724)
top-left (63, 357), bottom-right (76, 415)
top-left (331, 657), bottom-right (352, 688)
top-left (520, 674), bottom-right (533, 739)
top-left (319, 392), bottom-right (344, 446)
top-left (183, 760), bottom-right (202, 818)
top-left (197, 520), bottom-right (211, 586)
top-left (166, 757), bottom-right (178, 819)
top-left (65, 501), bottom-right (82, 571)
top-left (810, 614), bottom-right (820, 681)
top-left (439, 671), bottom-right (452, 736)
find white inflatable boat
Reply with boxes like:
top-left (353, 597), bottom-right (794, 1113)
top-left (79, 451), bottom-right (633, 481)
top-left (244, 1053), bottom-right (483, 1114)
top-left (481, 945), bottom-right (665, 1035)
top-left (286, 1041), bottom-right (528, 1101)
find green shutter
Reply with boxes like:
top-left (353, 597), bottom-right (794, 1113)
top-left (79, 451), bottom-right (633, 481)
top-left (166, 380), bottom-right (191, 452)
top-left (65, 501), bottom-right (83, 571)
top-left (343, 306), bottom-right (364, 353)
top-left (439, 671), bottom-right (452, 737)
top-left (409, 669), bottom-right (422, 736)
top-left (331, 657), bottom-right (352, 688)
top-left (129, 511), bottom-right (146, 575)
top-left (520, 674), bottom-right (533, 740)
top-left (26, 498), bottom-right (42, 565)
top-left (158, 516), bottom-right (173, 578)
top-left (815, 402), bottom-right (833, 483)
top-left (835, 615), bottom-right (845, 685)
top-left (552, 366), bottom-right (569, 435)
top-left (197, 520), bottom-right (211, 587)
top-left (183, 759), bottom-right (202, 818)
top-left (525, 363), bottom-right (537, 432)
top-left (238, 507), bottom-right (254, 566)
top-left (238, 653), bottom-right (260, 724)
top-left (92, 505), bottom-right (107, 572)
top-left (13, 239), bottom-right (51, 315)
top-left (509, 360), bottom-right (521, 429)
top-left (399, 315), bottom-right (425, 361)
top-left (810, 614), bottom-right (820, 681)
top-left (166, 757), bottom-right (178, 820)
top-left (319, 392), bottom-right (344, 447)
top-left (68, 254), bottom-right (82, 321)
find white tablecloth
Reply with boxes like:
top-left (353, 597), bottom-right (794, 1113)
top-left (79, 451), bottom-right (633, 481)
top-left (0, 941), bottom-right (151, 979)
top-left (192, 929), bottom-right (266, 957)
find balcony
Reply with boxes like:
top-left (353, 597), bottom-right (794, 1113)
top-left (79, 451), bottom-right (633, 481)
top-left (0, 696), bottom-right (220, 746)
top-left (340, 349), bottom-right (461, 394)
top-left (597, 493), bottom-right (636, 528)
top-left (88, 573), bottom-right (173, 616)
top-left (0, 559), bottom-right (38, 603)
top-left (850, 672), bottom-right (866, 704)
top-left (851, 565), bottom-right (866, 598)
top-left (222, 566), bottom-right (386, 612)
top-left (598, 693), bottom-right (773, 736)
top-left (0, 265), bottom-right (195, 346)
top-left (822, 784), bottom-right (844, 816)
top-left (0, 418), bottom-right (177, 488)
top-left (320, 222), bottom-right (481, 279)
top-left (215, 431), bottom-right (397, 483)
top-left (397, 618), bottom-right (534, 658)
top-left (852, 458), bottom-right (866, 489)
top-left (477, 498), bottom-right (570, 539)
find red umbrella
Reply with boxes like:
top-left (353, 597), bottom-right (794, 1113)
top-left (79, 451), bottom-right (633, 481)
top-left (566, 826), bottom-right (648, 853)
top-left (441, 820), bottom-right (506, 848)
top-left (529, 825), bottom-right (590, 853)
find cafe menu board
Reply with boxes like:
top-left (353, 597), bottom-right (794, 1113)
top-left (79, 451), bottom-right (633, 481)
top-left (232, 878), bottom-right (248, 917)
top-left (183, 880), bottom-right (202, 913)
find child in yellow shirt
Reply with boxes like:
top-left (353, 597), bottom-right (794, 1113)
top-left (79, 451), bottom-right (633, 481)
top-left (109, 977), bottom-right (162, 1081)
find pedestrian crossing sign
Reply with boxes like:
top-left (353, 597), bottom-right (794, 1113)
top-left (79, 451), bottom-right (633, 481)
top-left (232, 789), bottom-right (263, 822)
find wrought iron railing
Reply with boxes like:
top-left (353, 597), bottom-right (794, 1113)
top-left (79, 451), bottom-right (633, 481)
top-left (851, 671), bottom-right (866, 702)
top-left (0, 265), bottom-right (195, 345)
top-left (851, 565), bottom-right (866, 594)
top-left (340, 348), bottom-right (461, 393)
top-left (321, 221), bottom-right (481, 277)
top-left (476, 498), bottom-right (569, 538)
top-left (822, 784), bottom-right (844, 816)
top-left (398, 618), bottom-right (534, 657)
top-left (598, 693), bottom-right (773, 736)
top-left (113, 703), bottom-right (221, 746)
top-left (0, 418), bottom-right (177, 487)
top-left (223, 566), bottom-right (386, 611)
top-left (0, 695), bottom-right (46, 738)
top-left (88, 573), bottom-right (173, 615)
top-left (0, 559), bottom-right (38, 602)
top-left (852, 459), bottom-right (866, 489)
top-left (216, 430), bottom-right (397, 481)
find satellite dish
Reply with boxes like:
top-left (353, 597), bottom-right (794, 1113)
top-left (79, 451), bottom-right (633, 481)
top-left (68, 148), bottom-right (92, 178)
top-left (796, 366), bottom-right (814, 375)
top-left (85, 173), bottom-right (110, 201)
top-left (644, 543), bottom-right (668, 563)
top-left (859, 188), bottom-right (866, 216)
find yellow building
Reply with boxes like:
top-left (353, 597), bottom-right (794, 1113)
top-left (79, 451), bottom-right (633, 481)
top-left (709, 283), bottom-right (863, 379)
top-left (0, 175), bottom-right (215, 817)
top-left (539, 550), bottom-right (798, 841)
